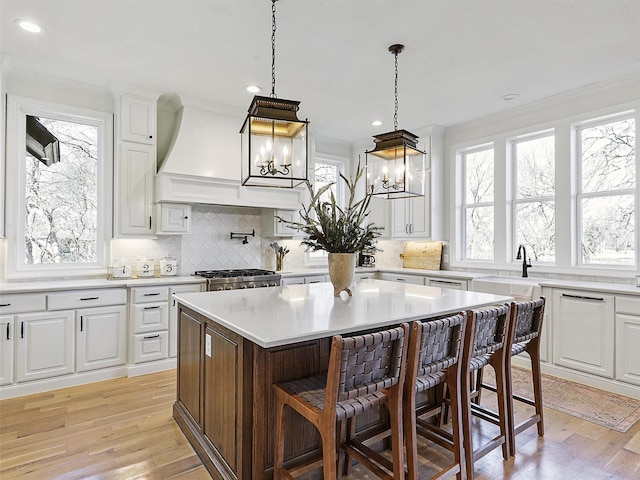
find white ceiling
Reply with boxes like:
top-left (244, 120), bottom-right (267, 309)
top-left (2, 0), bottom-right (640, 143)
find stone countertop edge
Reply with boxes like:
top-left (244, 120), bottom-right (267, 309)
top-left (174, 280), bottom-right (515, 349)
top-left (0, 276), bottom-right (206, 294)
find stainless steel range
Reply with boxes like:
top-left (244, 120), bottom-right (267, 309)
top-left (194, 269), bottom-right (281, 291)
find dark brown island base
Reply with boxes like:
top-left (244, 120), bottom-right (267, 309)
top-left (172, 279), bottom-right (511, 479)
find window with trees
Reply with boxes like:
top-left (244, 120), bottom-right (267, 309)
top-left (461, 145), bottom-right (494, 260)
top-left (577, 112), bottom-right (635, 266)
top-left (6, 96), bottom-right (113, 278)
top-left (511, 131), bottom-right (556, 262)
top-left (307, 158), bottom-right (345, 263)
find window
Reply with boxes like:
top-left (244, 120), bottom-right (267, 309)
top-left (512, 131), bottom-right (556, 262)
top-left (576, 112), bottom-right (635, 266)
top-left (6, 96), bottom-right (113, 278)
top-left (307, 158), bottom-right (345, 264)
top-left (461, 145), bottom-right (494, 260)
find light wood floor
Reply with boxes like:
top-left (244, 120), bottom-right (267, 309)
top-left (1, 370), bottom-right (639, 479)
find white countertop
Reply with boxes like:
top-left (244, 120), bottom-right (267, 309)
top-left (0, 276), bottom-right (205, 294)
top-left (175, 279), bottom-right (513, 348)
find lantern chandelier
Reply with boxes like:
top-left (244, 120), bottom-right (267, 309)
top-left (240, 0), bottom-right (309, 188)
top-left (366, 44), bottom-right (426, 199)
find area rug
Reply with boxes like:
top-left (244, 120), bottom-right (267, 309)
top-left (483, 366), bottom-right (640, 433)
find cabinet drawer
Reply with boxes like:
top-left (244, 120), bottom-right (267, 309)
top-left (0, 293), bottom-right (47, 314)
top-left (48, 289), bottom-right (127, 310)
top-left (131, 303), bottom-right (169, 333)
top-left (378, 273), bottom-right (425, 285)
top-left (131, 286), bottom-right (169, 303)
top-left (131, 331), bottom-right (168, 363)
top-left (616, 295), bottom-right (640, 315)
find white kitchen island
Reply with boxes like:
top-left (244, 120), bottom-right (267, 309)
top-left (173, 279), bottom-right (512, 480)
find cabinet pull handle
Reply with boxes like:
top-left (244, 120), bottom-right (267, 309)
top-left (173, 299), bottom-right (176, 306)
top-left (21, 322), bottom-right (24, 339)
top-left (396, 278), bottom-right (407, 282)
top-left (149, 216), bottom-right (152, 229)
top-left (144, 334), bottom-right (160, 339)
top-left (80, 297), bottom-right (99, 301)
top-left (562, 293), bottom-right (604, 302)
top-left (6, 323), bottom-right (9, 340)
top-left (80, 316), bottom-right (84, 332)
top-left (431, 280), bottom-right (462, 286)
top-left (144, 293), bottom-right (161, 296)
top-left (0, 303), bottom-right (10, 307)
top-left (144, 306), bottom-right (160, 310)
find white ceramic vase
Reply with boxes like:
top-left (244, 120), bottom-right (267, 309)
top-left (328, 252), bottom-right (356, 297)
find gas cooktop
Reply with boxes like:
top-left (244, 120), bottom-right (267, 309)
top-left (194, 269), bottom-right (276, 279)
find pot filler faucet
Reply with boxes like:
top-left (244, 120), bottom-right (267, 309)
top-left (516, 244), bottom-right (532, 278)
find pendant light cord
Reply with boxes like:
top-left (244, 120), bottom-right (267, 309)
top-left (393, 49), bottom-right (399, 131)
top-left (271, 0), bottom-right (277, 98)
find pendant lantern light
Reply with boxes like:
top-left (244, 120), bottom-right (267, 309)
top-left (240, 0), bottom-right (309, 188)
top-left (366, 44), bottom-right (426, 198)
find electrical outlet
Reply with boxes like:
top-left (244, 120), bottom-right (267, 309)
top-left (205, 333), bottom-right (212, 357)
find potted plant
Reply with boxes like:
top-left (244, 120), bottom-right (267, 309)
top-left (278, 162), bottom-right (382, 296)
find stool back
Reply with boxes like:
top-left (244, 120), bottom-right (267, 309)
top-left (325, 325), bottom-right (409, 410)
top-left (510, 297), bottom-right (546, 345)
top-left (469, 305), bottom-right (510, 358)
top-left (406, 313), bottom-right (466, 392)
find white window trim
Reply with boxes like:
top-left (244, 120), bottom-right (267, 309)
top-left (458, 143), bottom-right (495, 262)
top-left (509, 129), bottom-right (556, 264)
top-left (5, 95), bottom-right (113, 279)
top-left (305, 155), bottom-right (347, 267)
top-left (574, 110), bottom-right (636, 269)
top-left (450, 102), bottom-right (638, 278)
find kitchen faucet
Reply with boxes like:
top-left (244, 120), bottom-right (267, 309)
top-left (516, 244), bottom-right (532, 278)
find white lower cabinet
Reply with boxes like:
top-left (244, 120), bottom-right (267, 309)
top-left (377, 272), bottom-right (425, 285)
top-left (16, 311), bottom-right (75, 383)
top-left (552, 289), bottom-right (615, 378)
top-left (425, 277), bottom-right (468, 290)
top-left (0, 316), bottom-right (14, 386)
top-left (615, 295), bottom-right (640, 386)
top-left (129, 286), bottom-right (170, 364)
top-left (76, 305), bottom-right (127, 373)
top-left (281, 275), bottom-right (329, 285)
top-left (131, 331), bottom-right (169, 364)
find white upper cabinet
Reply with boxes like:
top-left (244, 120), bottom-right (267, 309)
top-left (120, 93), bottom-right (156, 144)
top-left (390, 185), bottom-right (430, 238)
top-left (115, 91), bottom-right (159, 236)
top-left (155, 202), bottom-right (191, 235)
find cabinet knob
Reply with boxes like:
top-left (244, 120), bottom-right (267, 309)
top-left (184, 216), bottom-right (189, 219)
top-left (149, 135), bottom-right (153, 139)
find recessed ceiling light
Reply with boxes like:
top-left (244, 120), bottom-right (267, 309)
top-left (246, 85), bottom-right (261, 94)
top-left (502, 93), bottom-right (520, 101)
top-left (15, 19), bottom-right (45, 34)
top-left (371, 120), bottom-right (383, 126)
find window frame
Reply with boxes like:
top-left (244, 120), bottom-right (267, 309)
top-left (574, 110), bottom-right (636, 268)
top-left (509, 129), bottom-right (556, 264)
top-left (459, 143), bottom-right (495, 262)
top-left (305, 155), bottom-right (347, 267)
top-left (5, 95), bottom-right (113, 279)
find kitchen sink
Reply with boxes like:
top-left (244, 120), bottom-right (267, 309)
top-left (471, 275), bottom-right (542, 301)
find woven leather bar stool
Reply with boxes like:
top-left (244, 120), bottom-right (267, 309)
top-left (273, 324), bottom-right (409, 480)
top-left (460, 305), bottom-right (512, 480)
top-left (403, 313), bottom-right (467, 480)
top-left (472, 298), bottom-right (546, 455)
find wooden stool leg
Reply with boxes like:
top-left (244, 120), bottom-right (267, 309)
top-left (491, 359), bottom-right (511, 460)
top-left (461, 367), bottom-right (475, 480)
top-left (529, 342), bottom-right (545, 437)
top-left (404, 389), bottom-right (418, 480)
top-left (386, 389), bottom-right (405, 480)
top-left (505, 355), bottom-right (517, 456)
top-left (321, 419), bottom-right (338, 480)
top-left (274, 392), bottom-right (287, 479)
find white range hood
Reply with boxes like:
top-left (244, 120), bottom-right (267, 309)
top-left (155, 95), bottom-right (305, 209)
